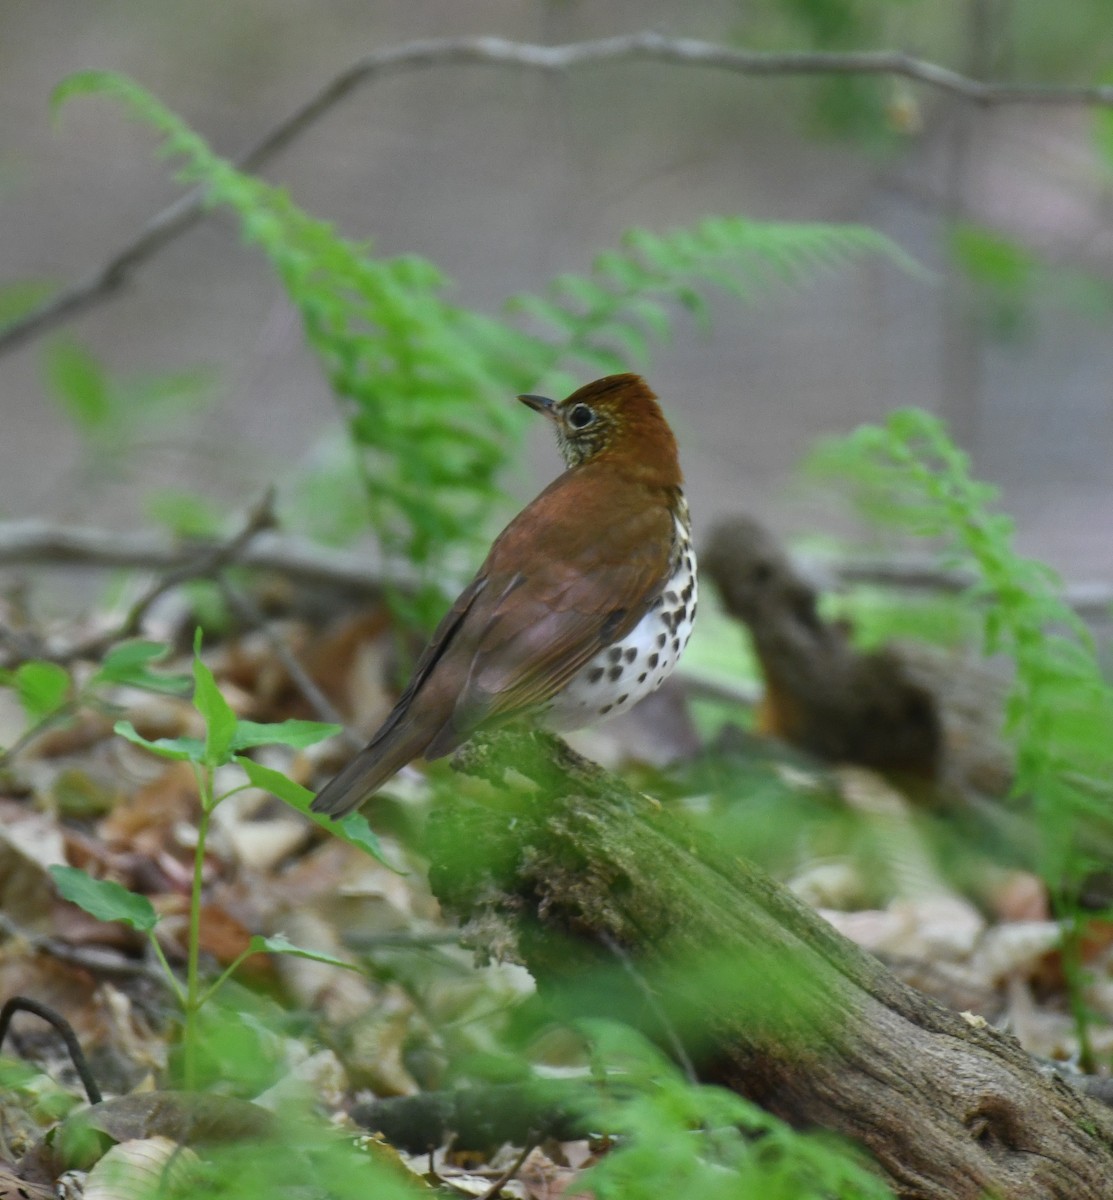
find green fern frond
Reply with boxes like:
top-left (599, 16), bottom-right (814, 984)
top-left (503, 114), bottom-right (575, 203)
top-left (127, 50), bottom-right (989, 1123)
top-left (817, 409), bottom-right (1113, 1064)
top-left (54, 71), bottom-right (542, 621)
top-left (510, 215), bottom-right (916, 373)
top-left (55, 70), bottom-right (913, 629)
top-left (825, 410), bottom-right (1113, 882)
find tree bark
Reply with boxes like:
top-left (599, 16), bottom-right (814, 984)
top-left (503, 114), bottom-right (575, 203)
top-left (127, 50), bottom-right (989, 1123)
top-left (425, 729), bottom-right (1113, 1200)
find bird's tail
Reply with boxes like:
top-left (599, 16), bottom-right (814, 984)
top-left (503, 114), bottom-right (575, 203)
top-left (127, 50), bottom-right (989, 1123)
top-left (309, 722), bottom-right (431, 819)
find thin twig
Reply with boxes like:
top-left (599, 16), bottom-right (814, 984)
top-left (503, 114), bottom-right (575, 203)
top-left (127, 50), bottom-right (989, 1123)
top-left (598, 930), bottom-right (699, 1087)
top-left (216, 573), bottom-right (362, 749)
top-left (0, 995), bottom-right (103, 1104)
top-left (477, 1138), bottom-right (536, 1200)
top-left (1, 519), bottom-right (1110, 620)
top-left (0, 700), bottom-right (78, 771)
top-left (0, 913), bottom-right (171, 989)
top-left (0, 519), bottom-right (397, 593)
top-left (54, 489), bottom-right (278, 664)
top-left (5, 32), bottom-right (1113, 356)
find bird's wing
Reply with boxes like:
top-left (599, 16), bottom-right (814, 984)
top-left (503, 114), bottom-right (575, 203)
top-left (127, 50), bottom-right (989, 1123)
top-left (359, 572), bottom-right (490, 749)
top-left (422, 468), bottom-right (676, 757)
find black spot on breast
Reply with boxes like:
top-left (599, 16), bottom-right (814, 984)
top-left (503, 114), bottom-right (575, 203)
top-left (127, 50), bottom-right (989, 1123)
top-left (665, 591), bottom-right (679, 606)
top-left (608, 665), bottom-right (623, 682)
top-left (623, 647), bottom-right (636, 663)
top-left (672, 636), bottom-right (681, 653)
top-left (681, 581), bottom-right (693, 603)
top-left (647, 653), bottom-right (659, 669)
top-left (657, 633), bottom-right (667, 648)
top-left (691, 600), bottom-right (698, 619)
top-left (618, 694), bottom-right (628, 705)
top-left (601, 703), bottom-right (613, 714)
top-left (608, 646), bottom-right (623, 663)
top-left (638, 672), bottom-right (648, 683)
top-left (588, 667), bottom-right (604, 684)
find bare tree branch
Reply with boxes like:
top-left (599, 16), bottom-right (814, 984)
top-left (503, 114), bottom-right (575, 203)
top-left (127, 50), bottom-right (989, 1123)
top-left (4, 31), bottom-right (1113, 357)
top-left (0, 518), bottom-right (393, 592)
top-left (67, 489), bottom-right (278, 659)
top-left (0, 518), bottom-right (1108, 624)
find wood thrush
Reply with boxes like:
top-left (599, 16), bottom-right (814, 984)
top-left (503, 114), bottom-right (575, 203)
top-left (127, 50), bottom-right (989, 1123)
top-left (311, 373), bottom-right (696, 817)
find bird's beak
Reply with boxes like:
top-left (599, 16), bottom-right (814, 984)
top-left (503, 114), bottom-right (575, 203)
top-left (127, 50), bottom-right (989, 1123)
top-left (518, 393), bottom-right (557, 420)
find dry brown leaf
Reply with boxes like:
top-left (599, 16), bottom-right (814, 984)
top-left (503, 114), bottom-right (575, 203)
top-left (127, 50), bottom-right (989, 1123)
top-left (29, 712), bottom-right (115, 761)
top-left (224, 816), bottom-right (309, 874)
top-left (99, 763), bottom-right (198, 847)
top-left (0, 957), bottom-right (103, 1046)
top-left (121, 698), bottom-right (201, 746)
top-left (0, 803), bottom-right (66, 929)
top-left (518, 1145), bottom-right (583, 1200)
top-left (986, 870), bottom-right (1050, 923)
top-left (66, 1091), bottom-right (273, 1147)
top-left (82, 1136), bottom-right (201, 1200)
top-left (969, 920), bottom-right (1062, 987)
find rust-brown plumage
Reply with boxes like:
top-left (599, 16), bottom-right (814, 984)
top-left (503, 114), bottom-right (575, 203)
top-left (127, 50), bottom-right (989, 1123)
top-left (311, 374), bottom-right (689, 817)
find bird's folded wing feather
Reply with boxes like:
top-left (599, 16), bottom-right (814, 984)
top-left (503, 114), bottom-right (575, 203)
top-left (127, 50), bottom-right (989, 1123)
top-left (431, 470), bottom-right (677, 744)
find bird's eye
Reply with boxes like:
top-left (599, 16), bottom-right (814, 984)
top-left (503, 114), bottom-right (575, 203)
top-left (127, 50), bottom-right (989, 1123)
top-left (568, 404), bottom-right (595, 430)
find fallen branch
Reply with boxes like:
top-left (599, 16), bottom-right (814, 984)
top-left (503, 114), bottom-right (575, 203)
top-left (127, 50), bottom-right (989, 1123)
top-left (426, 729), bottom-right (1113, 1200)
top-left (6, 32), bottom-right (1113, 356)
top-left (0, 518), bottom-right (392, 593)
top-left (1, 519), bottom-right (1108, 619)
top-left (53, 490), bottom-right (278, 665)
top-left (351, 1079), bottom-right (609, 1152)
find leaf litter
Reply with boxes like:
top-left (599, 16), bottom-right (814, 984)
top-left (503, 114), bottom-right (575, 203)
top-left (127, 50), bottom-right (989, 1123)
top-left (1, 598), bottom-right (1111, 1197)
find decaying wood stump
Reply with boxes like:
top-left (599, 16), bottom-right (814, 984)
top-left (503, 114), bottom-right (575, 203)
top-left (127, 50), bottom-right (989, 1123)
top-left (425, 729), bottom-right (1113, 1200)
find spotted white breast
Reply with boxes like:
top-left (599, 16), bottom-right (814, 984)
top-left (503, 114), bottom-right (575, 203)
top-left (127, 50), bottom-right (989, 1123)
top-left (543, 518), bottom-right (697, 732)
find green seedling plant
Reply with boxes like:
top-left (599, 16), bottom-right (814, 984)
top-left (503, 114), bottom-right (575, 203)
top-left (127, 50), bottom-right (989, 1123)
top-left (0, 641), bottom-right (191, 772)
top-left (812, 409), bottom-right (1113, 1069)
top-left (50, 630), bottom-right (387, 1089)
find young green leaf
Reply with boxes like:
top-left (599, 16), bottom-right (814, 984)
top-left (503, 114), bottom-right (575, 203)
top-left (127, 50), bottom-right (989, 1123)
top-left (191, 631), bottom-right (236, 766)
top-left (50, 865), bottom-right (159, 932)
top-left (231, 719), bottom-right (341, 752)
top-left (90, 640), bottom-right (191, 695)
top-left (7, 661), bottom-right (71, 723)
top-left (144, 489), bottom-right (224, 539)
top-left (0, 280), bottom-right (55, 332)
top-left (235, 756), bottom-right (394, 868)
top-left (44, 341), bottom-right (111, 439)
top-left (247, 933), bottom-right (361, 972)
top-left (114, 719), bottom-right (203, 762)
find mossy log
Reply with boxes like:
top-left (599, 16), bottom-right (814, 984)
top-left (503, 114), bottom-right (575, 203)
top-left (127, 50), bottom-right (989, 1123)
top-left (425, 729), bottom-right (1113, 1200)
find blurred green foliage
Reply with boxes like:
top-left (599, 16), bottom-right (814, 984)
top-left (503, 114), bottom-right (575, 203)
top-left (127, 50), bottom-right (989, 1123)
top-left (813, 408), bottom-right (1113, 1065)
top-left (44, 337), bottom-right (214, 487)
top-left (578, 1022), bottom-right (894, 1200)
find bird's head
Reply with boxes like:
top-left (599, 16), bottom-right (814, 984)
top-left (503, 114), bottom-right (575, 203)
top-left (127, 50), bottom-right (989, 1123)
top-left (518, 374), bottom-right (682, 486)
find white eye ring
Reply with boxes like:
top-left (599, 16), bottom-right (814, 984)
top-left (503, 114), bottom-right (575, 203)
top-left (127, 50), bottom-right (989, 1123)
top-left (568, 404), bottom-right (595, 430)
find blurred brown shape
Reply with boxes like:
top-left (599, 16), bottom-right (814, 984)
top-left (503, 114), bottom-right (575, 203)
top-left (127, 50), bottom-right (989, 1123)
top-left (702, 516), bottom-right (1015, 800)
top-left (703, 517), bottom-right (943, 780)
